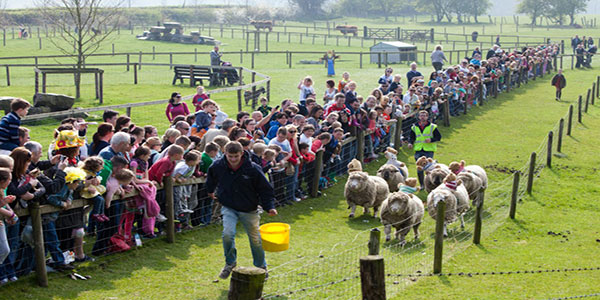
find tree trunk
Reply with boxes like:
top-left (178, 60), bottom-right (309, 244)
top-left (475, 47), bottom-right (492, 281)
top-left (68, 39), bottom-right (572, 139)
top-left (569, 14), bottom-right (575, 26)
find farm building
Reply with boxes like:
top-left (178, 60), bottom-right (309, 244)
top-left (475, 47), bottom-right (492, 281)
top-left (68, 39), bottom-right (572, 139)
top-left (369, 41), bottom-right (417, 64)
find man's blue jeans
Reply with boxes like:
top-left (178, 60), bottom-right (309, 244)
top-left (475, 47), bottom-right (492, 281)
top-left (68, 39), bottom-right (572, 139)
top-left (221, 206), bottom-right (266, 268)
top-left (43, 221), bottom-right (65, 267)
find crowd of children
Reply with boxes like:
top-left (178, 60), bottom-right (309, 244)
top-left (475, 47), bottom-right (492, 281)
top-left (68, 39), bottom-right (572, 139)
top-left (0, 42), bottom-right (560, 283)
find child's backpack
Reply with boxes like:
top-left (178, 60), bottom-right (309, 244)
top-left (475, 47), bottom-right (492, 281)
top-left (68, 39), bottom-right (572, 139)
top-left (109, 233), bottom-right (131, 253)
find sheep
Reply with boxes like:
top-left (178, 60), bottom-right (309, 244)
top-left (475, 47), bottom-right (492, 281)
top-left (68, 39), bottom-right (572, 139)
top-left (376, 148), bottom-right (409, 192)
top-left (344, 171), bottom-right (389, 218)
top-left (379, 191), bottom-right (424, 245)
top-left (426, 173), bottom-right (470, 237)
top-left (377, 164), bottom-right (407, 192)
top-left (449, 160), bottom-right (488, 207)
top-left (416, 156), bottom-right (451, 193)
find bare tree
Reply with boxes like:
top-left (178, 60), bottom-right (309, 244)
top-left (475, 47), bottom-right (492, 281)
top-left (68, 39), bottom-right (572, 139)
top-left (36, 0), bottom-right (123, 98)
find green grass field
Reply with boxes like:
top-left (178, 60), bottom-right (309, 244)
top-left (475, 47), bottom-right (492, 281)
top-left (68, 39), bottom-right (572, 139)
top-left (1, 17), bottom-right (600, 299)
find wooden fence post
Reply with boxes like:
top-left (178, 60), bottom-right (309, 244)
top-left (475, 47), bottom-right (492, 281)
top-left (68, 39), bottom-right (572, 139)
top-left (251, 72), bottom-right (257, 109)
top-left (169, 53), bottom-right (173, 69)
top-left (472, 189), bottom-right (484, 245)
top-left (368, 228), bottom-right (380, 255)
top-left (509, 171), bottom-right (520, 219)
top-left (310, 149), bottom-right (324, 198)
top-left (360, 255), bottom-right (386, 300)
top-left (164, 176), bottom-right (175, 243)
top-left (547, 131), bottom-right (553, 168)
top-left (585, 89), bottom-right (590, 113)
top-left (597, 76), bottom-right (600, 100)
top-left (443, 100), bottom-right (450, 127)
top-left (567, 105), bottom-right (573, 135)
top-left (228, 267), bottom-right (266, 300)
top-left (377, 53), bottom-right (381, 69)
top-left (557, 118), bottom-right (564, 153)
top-left (393, 116), bottom-right (403, 151)
top-left (578, 95), bottom-right (582, 123)
top-left (433, 201), bottom-right (445, 274)
top-left (288, 52), bottom-right (292, 69)
top-left (526, 152), bottom-right (536, 194)
top-left (593, 82), bottom-right (596, 105)
top-left (126, 107), bottom-right (132, 117)
top-left (29, 202), bottom-right (48, 287)
top-left (133, 64), bottom-right (138, 84)
top-left (5, 65), bottom-right (10, 86)
top-left (236, 89), bottom-right (243, 112)
top-left (266, 80), bottom-right (270, 102)
top-left (478, 82), bottom-right (484, 105)
top-left (359, 52), bottom-right (363, 69)
top-left (251, 52), bottom-right (255, 69)
top-left (356, 130), bottom-right (365, 162)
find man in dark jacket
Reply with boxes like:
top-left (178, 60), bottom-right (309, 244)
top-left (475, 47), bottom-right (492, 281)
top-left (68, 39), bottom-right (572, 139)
top-left (551, 69), bottom-right (567, 101)
top-left (207, 141), bottom-right (277, 279)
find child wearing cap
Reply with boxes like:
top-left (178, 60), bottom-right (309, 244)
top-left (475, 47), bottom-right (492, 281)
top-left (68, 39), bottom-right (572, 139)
top-left (46, 167), bottom-right (91, 267)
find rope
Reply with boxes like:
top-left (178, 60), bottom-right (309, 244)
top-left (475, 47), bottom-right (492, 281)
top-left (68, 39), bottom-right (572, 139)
top-left (386, 267), bottom-right (600, 278)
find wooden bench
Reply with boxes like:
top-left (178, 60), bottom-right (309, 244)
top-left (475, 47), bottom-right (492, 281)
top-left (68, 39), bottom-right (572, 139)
top-left (172, 65), bottom-right (215, 87)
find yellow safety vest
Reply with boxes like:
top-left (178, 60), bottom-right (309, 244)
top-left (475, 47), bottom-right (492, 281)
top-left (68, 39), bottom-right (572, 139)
top-left (412, 123), bottom-right (437, 152)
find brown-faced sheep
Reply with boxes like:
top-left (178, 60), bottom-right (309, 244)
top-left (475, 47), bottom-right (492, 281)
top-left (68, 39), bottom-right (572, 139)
top-left (426, 173), bottom-right (470, 236)
top-left (416, 156), bottom-right (450, 193)
top-left (344, 171), bottom-right (389, 218)
top-left (449, 160), bottom-right (488, 207)
top-left (379, 191), bottom-right (424, 245)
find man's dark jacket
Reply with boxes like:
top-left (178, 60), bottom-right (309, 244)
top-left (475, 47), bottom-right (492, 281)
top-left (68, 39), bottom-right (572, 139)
top-left (206, 151), bottom-right (275, 213)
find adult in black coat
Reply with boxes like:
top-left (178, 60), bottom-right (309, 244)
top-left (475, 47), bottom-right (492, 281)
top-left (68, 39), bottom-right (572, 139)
top-left (551, 69), bottom-right (567, 101)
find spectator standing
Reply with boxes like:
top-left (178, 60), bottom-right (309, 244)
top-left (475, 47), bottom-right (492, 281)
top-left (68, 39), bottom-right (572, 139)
top-left (210, 46), bottom-right (222, 66)
top-left (89, 123), bottom-right (114, 156)
top-left (297, 76), bottom-right (316, 106)
top-left (575, 44), bottom-right (585, 68)
top-left (406, 63), bottom-right (423, 87)
top-left (165, 92), bottom-right (190, 123)
top-left (0, 99), bottom-right (30, 154)
top-left (192, 86), bottom-right (209, 112)
top-left (102, 110), bottom-right (119, 127)
top-left (571, 35), bottom-right (581, 53)
top-left (551, 69), bottom-right (567, 101)
top-left (430, 45), bottom-right (447, 71)
top-left (206, 141), bottom-right (277, 279)
top-left (407, 110), bottom-right (442, 189)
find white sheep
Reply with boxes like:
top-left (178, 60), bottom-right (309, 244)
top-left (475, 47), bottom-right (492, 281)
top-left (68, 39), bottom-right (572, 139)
top-left (426, 174), bottom-right (470, 237)
top-left (344, 171), bottom-right (389, 218)
top-left (449, 160), bottom-right (488, 207)
top-left (379, 191), bottom-right (424, 245)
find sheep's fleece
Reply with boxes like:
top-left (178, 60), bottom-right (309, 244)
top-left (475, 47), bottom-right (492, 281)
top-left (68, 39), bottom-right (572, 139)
top-left (379, 191), bottom-right (424, 244)
top-left (344, 171), bottom-right (389, 217)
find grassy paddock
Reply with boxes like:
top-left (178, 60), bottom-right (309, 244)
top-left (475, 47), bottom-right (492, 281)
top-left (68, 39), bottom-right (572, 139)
top-left (0, 18), bottom-right (599, 299)
top-left (0, 46), bottom-right (598, 300)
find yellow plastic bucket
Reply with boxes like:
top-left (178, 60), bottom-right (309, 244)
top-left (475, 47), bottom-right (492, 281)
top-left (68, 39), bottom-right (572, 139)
top-left (260, 223), bottom-right (290, 252)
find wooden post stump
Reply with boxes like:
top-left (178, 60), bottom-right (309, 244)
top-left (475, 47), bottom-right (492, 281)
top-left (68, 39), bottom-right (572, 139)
top-left (567, 105), bottom-right (573, 135)
top-left (433, 200), bottom-right (445, 274)
top-left (356, 130), bottom-right (365, 162)
top-left (29, 202), bottom-right (48, 287)
top-left (473, 190), bottom-right (484, 245)
top-left (228, 267), bottom-right (266, 300)
top-left (368, 228), bottom-right (380, 255)
top-left (509, 171), bottom-right (520, 219)
top-left (526, 152), bottom-right (536, 194)
top-left (547, 131), bottom-right (553, 168)
top-left (557, 119), bottom-right (564, 153)
top-left (393, 116), bottom-right (403, 151)
top-left (164, 176), bottom-right (175, 243)
top-left (360, 255), bottom-right (386, 300)
top-left (578, 96), bottom-right (582, 123)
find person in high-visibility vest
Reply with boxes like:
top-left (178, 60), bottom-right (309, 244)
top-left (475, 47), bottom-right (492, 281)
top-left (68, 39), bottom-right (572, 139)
top-left (407, 110), bottom-right (442, 189)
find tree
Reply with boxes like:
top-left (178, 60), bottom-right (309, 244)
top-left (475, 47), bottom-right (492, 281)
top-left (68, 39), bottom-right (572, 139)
top-left (464, 0), bottom-right (491, 23)
top-left (367, 0), bottom-right (401, 21)
top-left (517, 0), bottom-right (548, 25)
top-left (287, 0), bottom-right (324, 18)
top-left (563, 0), bottom-right (589, 25)
top-left (417, 0), bottom-right (452, 23)
top-left (36, 0), bottom-right (123, 99)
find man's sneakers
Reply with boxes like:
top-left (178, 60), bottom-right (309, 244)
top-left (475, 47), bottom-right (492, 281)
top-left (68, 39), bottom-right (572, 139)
top-left (218, 263), bottom-right (237, 279)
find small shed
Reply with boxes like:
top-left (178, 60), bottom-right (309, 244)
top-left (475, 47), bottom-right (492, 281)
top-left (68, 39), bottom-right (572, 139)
top-left (370, 41), bottom-right (417, 64)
